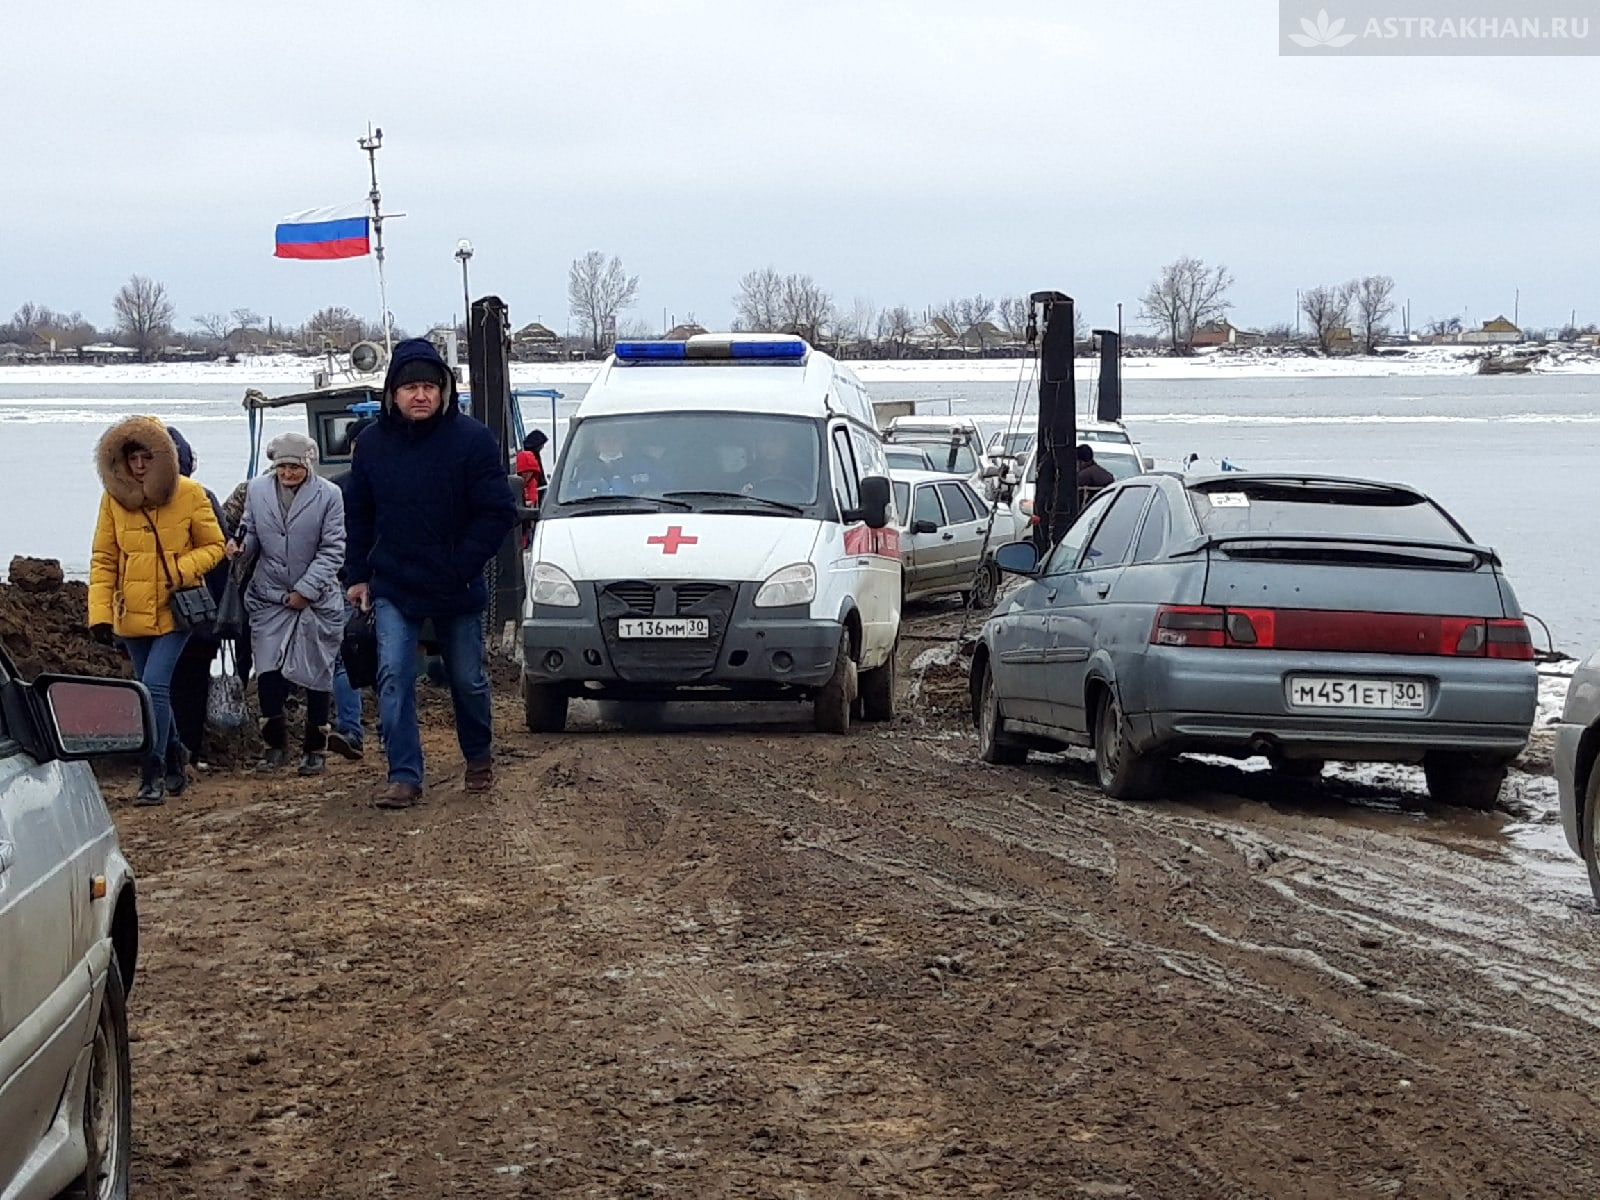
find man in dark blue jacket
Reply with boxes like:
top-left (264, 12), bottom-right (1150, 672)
top-left (344, 338), bottom-right (516, 808)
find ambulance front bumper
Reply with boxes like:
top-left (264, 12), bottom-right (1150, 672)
top-left (523, 578), bottom-right (841, 694)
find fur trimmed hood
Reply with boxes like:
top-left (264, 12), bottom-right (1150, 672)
top-left (95, 415), bottom-right (180, 510)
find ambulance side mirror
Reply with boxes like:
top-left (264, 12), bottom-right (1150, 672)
top-left (857, 474), bottom-right (891, 530)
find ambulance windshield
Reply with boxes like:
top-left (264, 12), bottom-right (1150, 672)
top-left (555, 413), bottom-right (821, 510)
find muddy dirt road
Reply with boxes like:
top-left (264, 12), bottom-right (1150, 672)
top-left (105, 605), bottom-right (1600, 1199)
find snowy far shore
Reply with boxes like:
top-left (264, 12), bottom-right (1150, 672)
top-left (4, 344), bottom-right (1600, 388)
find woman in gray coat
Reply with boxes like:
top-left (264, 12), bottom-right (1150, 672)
top-left (226, 432), bottom-right (347, 775)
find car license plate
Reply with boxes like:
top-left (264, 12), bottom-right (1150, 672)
top-left (1287, 676), bottom-right (1427, 711)
top-left (618, 618), bottom-right (709, 639)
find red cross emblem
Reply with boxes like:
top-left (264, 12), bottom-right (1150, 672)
top-left (647, 525), bottom-right (698, 554)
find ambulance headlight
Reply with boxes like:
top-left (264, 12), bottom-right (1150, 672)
top-left (754, 562), bottom-right (815, 608)
top-left (531, 562), bottom-right (580, 607)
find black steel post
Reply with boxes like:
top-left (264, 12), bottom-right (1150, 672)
top-left (467, 296), bottom-right (523, 645)
top-left (1093, 329), bottom-right (1122, 423)
top-left (1031, 291), bottom-right (1077, 550)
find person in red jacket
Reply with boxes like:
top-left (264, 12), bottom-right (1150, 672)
top-left (515, 429), bottom-right (548, 507)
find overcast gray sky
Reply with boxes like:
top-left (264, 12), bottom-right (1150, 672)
top-left (7, 0), bottom-right (1597, 338)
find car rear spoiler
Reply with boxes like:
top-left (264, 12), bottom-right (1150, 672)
top-left (1169, 533), bottom-right (1502, 567)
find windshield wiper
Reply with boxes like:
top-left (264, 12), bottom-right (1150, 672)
top-left (557, 494), bottom-right (691, 513)
top-left (662, 490), bottom-right (805, 515)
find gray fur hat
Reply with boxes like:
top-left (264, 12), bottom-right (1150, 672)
top-left (267, 431), bottom-right (320, 470)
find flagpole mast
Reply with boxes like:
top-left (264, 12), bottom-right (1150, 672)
top-left (358, 124), bottom-right (392, 355)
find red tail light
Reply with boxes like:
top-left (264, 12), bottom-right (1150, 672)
top-left (1485, 619), bottom-right (1535, 660)
top-left (1151, 606), bottom-right (1534, 659)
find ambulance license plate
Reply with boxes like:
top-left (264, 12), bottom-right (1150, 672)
top-left (1287, 676), bottom-right (1427, 710)
top-left (618, 618), bottom-right (709, 639)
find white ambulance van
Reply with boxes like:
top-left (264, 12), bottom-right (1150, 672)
top-left (520, 333), bottom-right (900, 733)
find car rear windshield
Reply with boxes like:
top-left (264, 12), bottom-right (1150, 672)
top-left (893, 437), bottom-right (977, 474)
top-left (1189, 481), bottom-right (1468, 542)
top-left (1028, 450), bottom-right (1142, 483)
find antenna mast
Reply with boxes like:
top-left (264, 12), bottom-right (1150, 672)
top-left (358, 124), bottom-right (393, 355)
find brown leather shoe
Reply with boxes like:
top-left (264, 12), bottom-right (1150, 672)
top-left (374, 781), bottom-right (423, 810)
top-left (464, 760), bottom-right (494, 793)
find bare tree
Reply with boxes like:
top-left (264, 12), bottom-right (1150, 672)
top-left (306, 305), bottom-right (363, 348)
top-left (1138, 256), bottom-right (1234, 355)
top-left (996, 295), bottom-right (1029, 341)
top-left (732, 266), bottom-right (785, 332)
top-left (113, 275), bottom-right (176, 361)
top-left (1424, 315), bottom-right (1463, 338)
top-left (1300, 284), bottom-right (1354, 354)
top-left (193, 313), bottom-right (230, 342)
top-left (230, 308), bottom-right (262, 332)
top-left (877, 305), bottom-right (917, 358)
top-left (568, 251), bottom-right (639, 350)
top-left (779, 274), bottom-right (833, 343)
top-left (844, 297), bottom-right (878, 352)
top-left (1351, 275), bottom-right (1396, 353)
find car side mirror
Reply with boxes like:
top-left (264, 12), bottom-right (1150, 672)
top-left (994, 540), bottom-right (1040, 575)
top-left (911, 519), bottom-right (939, 535)
top-left (857, 474), bottom-right (891, 530)
top-left (31, 676), bottom-right (154, 760)
top-left (507, 472), bottom-right (539, 523)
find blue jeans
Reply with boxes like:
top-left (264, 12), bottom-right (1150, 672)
top-left (332, 659), bottom-right (364, 745)
top-left (121, 630), bottom-right (191, 766)
top-left (373, 600), bottom-right (493, 786)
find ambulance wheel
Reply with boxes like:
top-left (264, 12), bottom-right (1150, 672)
top-left (858, 645), bottom-right (896, 722)
top-left (813, 636), bottom-right (856, 734)
top-left (522, 676), bottom-right (568, 733)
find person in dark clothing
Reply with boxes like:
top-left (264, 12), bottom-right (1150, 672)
top-left (1076, 443), bottom-right (1115, 500)
top-left (343, 338), bottom-right (516, 809)
top-left (164, 426), bottom-right (231, 787)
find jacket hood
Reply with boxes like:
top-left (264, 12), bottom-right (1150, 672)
top-left (167, 425), bottom-right (196, 476)
top-left (96, 415), bottom-right (180, 509)
top-left (381, 337), bottom-right (458, 431)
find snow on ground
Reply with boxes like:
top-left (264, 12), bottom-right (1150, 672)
top-left (5, 344), bottom-right (1600, 387)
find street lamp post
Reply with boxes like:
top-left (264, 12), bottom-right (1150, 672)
top-left (455, 239), bottom-right (474, 332)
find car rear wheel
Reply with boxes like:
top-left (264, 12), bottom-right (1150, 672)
top-left (813, 636), bottom-right (856, 734)
top-left (977, 662), bottom-right (1027, 765)
top-left (1094, 691), bottom-right (1166, 801)
top-left (964, 560), bottom-right (1000, 610)
top-left (1422, 751), bottom-right (1506, 811)
top-left (1581, 768), bottom-right (1600, 906)
top-left (522, 675), bottom-right (569, 733)
top-left (71, 950), bottom-right (131, 1200)
top-left (858, 644), bottom-right (895, 722)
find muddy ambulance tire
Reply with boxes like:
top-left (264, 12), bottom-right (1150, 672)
top-left (813, 637), bottom-right (856, 734)
top-left (858, 646), bottom-right (895, 723)
top-left (522, 676), bottom-right (568, 734)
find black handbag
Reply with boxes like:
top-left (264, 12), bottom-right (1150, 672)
top-left (213, 544), bottom-right (256, 639)
top-left (341, 605), bottom-right (379, 689)
top-left (146, 516), bottom-right (220, 635)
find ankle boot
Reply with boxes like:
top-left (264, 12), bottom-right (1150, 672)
top-left (299, 725), bottom-right (329, 776)
top-left (134, 754), bottom-right (166, 806)
top-left (258, 715), bottom-right (288, 770)
top-left (165, 741), bottom-right (190, 796)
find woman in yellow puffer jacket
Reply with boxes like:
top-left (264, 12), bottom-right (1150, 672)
top-left (88, 416), bottom-right (226, 805)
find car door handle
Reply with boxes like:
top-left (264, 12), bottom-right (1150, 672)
top-left (941, 532), bottom-right (954, 541)
top-left (1095, 583), bottom-right (1111, 598)
top-left (1045, 589), bottom-right (1057, 603)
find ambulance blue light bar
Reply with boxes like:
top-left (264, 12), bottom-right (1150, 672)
top-left (614, 334), bottom-right (808, 362)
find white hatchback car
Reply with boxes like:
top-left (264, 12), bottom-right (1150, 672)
top-left (1, 642), bottom-right (149, 1200)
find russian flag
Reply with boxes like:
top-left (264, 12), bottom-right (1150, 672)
top-left (274, 203), bottom-right (371, 260)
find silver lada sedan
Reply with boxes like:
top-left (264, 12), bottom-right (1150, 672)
top-left (970, 473), bottom-right (1537, 809)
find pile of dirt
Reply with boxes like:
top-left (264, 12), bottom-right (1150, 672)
top-left (0, 556), bottom-right (130, 679)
